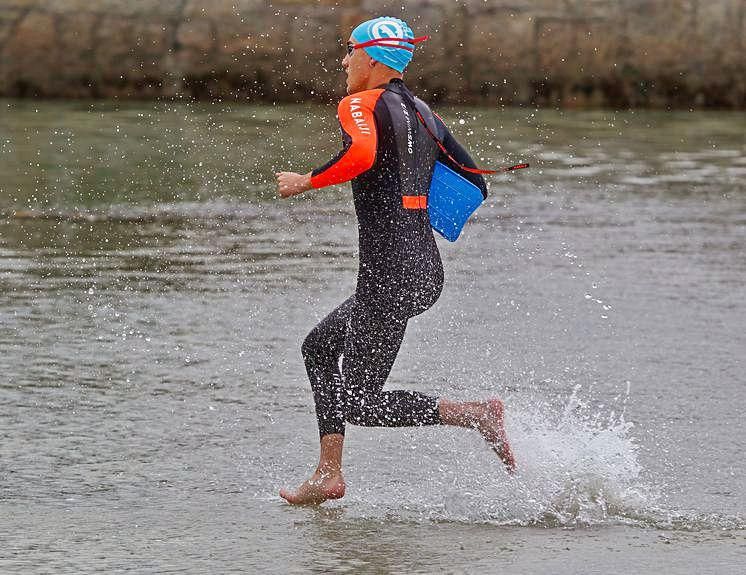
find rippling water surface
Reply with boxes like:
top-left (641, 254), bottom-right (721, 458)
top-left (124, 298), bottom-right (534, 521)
top-left (1, 99), bottom-right (745, 573)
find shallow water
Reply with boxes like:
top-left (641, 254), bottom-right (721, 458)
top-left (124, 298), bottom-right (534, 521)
top-left (1, 99), bottom-right (745, 573)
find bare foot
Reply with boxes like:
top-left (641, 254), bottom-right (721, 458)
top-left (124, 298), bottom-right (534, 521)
top-left (279, 470), bottom-right (346, 505)
top-left (477, 399), bottom-right (517, 474)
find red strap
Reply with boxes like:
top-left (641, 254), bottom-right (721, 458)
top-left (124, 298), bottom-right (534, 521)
top-left (415, 110), bottom-right (529, 175)
top-left (352, 36), bottom-right (429, 52)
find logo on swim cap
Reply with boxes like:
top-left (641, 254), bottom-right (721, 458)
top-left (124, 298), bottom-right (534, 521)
top-left (371, 19), bottom-right (405, 41)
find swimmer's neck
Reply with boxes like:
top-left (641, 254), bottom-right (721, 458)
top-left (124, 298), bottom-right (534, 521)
top-left (361, 69), bottom-right (402, 92)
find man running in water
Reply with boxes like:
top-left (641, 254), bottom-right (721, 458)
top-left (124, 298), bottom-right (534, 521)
top-left (276, 17), bottom-right (515, 505)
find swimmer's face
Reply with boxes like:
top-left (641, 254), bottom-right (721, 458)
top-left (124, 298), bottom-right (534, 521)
top-left (343, 37), bottom-right (373, 94)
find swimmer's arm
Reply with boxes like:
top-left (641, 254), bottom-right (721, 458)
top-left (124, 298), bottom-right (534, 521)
top-left (275, 95), bottom-right (378, 198)
top-left (433, 114), bottom-right (488, 198)
top-left (307, 93), bottom-right (379, 189)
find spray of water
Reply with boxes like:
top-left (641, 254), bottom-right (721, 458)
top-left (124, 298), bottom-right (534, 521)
top-left (292, 386), bottom-right (743, 531)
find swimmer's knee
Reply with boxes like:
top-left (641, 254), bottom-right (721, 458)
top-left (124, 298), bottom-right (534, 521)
top-left (301, 329), bottom-right (320, 362)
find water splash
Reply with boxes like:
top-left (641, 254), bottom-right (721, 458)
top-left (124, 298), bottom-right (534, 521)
top-left (428, 387), bottom-right (652, 527)
top-left (304, 388), bottom-right (744, 531)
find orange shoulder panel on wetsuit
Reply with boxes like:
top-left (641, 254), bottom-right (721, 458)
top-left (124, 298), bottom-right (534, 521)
top-left (310, 89), bottom-right (384, 189)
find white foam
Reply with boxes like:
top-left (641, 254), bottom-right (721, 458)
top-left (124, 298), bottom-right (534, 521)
top-left (422, 388), bottom-right (653, 527)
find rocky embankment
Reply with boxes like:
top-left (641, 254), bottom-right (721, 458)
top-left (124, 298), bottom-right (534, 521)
top-left (0, 0), bottom-right (744, 108)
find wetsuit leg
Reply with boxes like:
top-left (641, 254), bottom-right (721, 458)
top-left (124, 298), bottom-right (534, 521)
top-left (304, 297), bottom-right (441, 437)
top-left (302, 297), bottom-right (355, 437)
top-left (342, 300), bottom-right (441, 429)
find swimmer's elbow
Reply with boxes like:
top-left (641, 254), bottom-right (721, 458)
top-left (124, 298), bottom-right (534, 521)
top-left (357, 147), bottom-right (377, 174)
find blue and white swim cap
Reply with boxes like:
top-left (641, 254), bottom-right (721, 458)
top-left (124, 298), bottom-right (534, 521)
top-left (350, 17), bottom-right (426, 73)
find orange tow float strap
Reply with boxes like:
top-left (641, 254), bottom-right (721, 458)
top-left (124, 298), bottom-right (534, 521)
top-left (402, 195), bottom-right (428, 209)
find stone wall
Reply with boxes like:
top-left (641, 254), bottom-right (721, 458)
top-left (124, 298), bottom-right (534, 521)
top-left (0, 0), bottom-right (744, 108)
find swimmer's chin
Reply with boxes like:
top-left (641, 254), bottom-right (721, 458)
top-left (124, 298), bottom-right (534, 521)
top-left (344, 77), bottom-right (358, 95)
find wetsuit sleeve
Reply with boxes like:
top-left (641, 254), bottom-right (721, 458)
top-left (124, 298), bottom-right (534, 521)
top-left (310, 91), bottom-right (381, 189)
top-left (433, 113), bottom-right (488, 198)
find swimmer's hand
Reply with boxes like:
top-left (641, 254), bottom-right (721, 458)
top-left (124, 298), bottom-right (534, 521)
top-left (276, 171), bottom-right (312, 198)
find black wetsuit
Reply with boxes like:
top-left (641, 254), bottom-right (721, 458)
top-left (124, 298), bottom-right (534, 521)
top-left (304, 79), bottom-right (486, 436)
